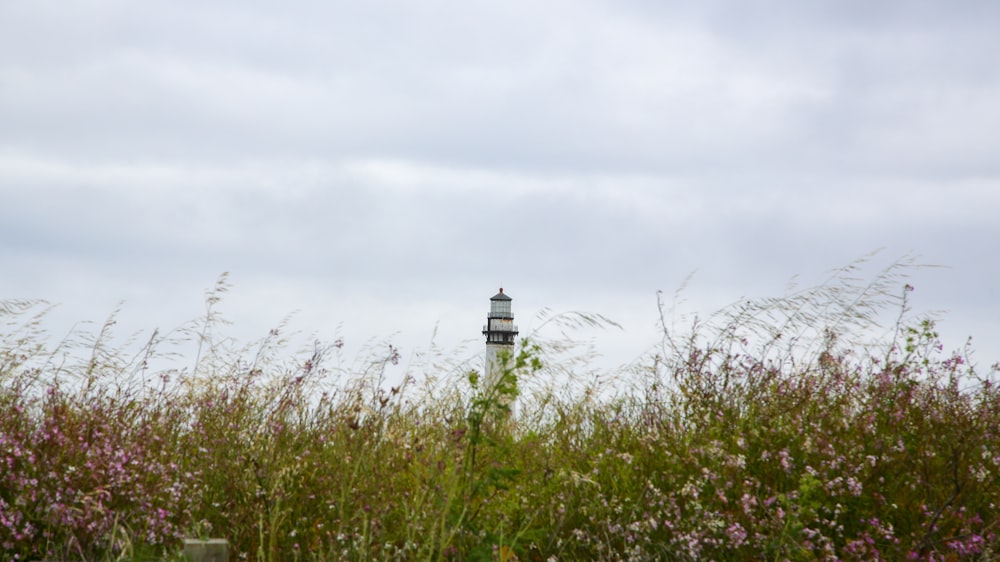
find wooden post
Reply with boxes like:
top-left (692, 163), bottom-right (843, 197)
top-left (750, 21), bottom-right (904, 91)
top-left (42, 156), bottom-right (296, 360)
top-left (183, 538), bottom-right (229, 562)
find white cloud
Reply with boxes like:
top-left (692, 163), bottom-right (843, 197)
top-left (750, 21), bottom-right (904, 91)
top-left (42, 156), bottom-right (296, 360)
top-left (2, 0), bottom-right (999, 373)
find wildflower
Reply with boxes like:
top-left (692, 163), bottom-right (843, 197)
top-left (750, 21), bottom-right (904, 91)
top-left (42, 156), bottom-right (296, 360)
top-left (846, 476), bottom-right (862, 496)
top-left (725, 522), bottom-right (748, 547)
top-left (778, 449), bottom-right (792, 472)
top-left (731, 454), bottom-right (746, 469)
top-left (740, 493), bottom-right (757, 515)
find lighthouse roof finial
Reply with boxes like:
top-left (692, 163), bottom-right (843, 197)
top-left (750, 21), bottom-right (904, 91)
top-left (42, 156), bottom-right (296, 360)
top-left (491, 287), bottom-right (512, 301)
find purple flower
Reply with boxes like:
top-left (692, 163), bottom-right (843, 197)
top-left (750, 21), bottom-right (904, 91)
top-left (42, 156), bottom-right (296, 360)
top-left (725, 522), bottom-right (747, 547)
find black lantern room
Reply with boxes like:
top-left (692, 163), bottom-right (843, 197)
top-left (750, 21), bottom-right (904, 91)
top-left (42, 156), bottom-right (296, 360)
top-left (482, 288), bottom-right (518, 345)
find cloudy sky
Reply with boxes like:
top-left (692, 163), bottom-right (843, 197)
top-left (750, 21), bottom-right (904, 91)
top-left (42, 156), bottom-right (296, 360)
top-left (2, 0), bottom-right (998, 374)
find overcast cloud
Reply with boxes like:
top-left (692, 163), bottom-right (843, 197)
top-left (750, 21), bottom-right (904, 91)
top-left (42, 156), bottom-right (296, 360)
top-left (2, 0), bottom-right (998, 373)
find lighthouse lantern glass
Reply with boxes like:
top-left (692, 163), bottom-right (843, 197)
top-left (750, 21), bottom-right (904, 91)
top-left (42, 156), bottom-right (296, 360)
top-left (491, 300), bottom-right (511, 317)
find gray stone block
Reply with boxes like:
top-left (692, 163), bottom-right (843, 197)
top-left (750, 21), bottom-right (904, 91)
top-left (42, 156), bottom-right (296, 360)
top-left (182, 538), bottom-right (229, 562)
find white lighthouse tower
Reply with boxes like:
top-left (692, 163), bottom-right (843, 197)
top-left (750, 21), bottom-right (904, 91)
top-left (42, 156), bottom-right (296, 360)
top-left (482, 287), bottom-right (518, 387)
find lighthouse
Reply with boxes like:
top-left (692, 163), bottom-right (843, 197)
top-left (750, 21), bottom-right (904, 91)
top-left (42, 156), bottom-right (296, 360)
top-left (482, 287), bottom-right (518, 387)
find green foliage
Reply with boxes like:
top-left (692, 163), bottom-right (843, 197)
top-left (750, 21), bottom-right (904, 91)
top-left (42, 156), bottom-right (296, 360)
top-left (1, 260), bottom-right (999, 560)
top-left (451, 342), bottom-right (543, 559)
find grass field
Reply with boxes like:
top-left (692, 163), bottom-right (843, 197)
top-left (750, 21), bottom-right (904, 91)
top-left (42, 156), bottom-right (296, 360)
top-left (2, 262), bottom-right (998, 560)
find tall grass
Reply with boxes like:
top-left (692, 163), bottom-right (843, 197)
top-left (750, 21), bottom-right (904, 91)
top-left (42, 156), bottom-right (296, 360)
top-left (2, 260), bottom-right (998, 560)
